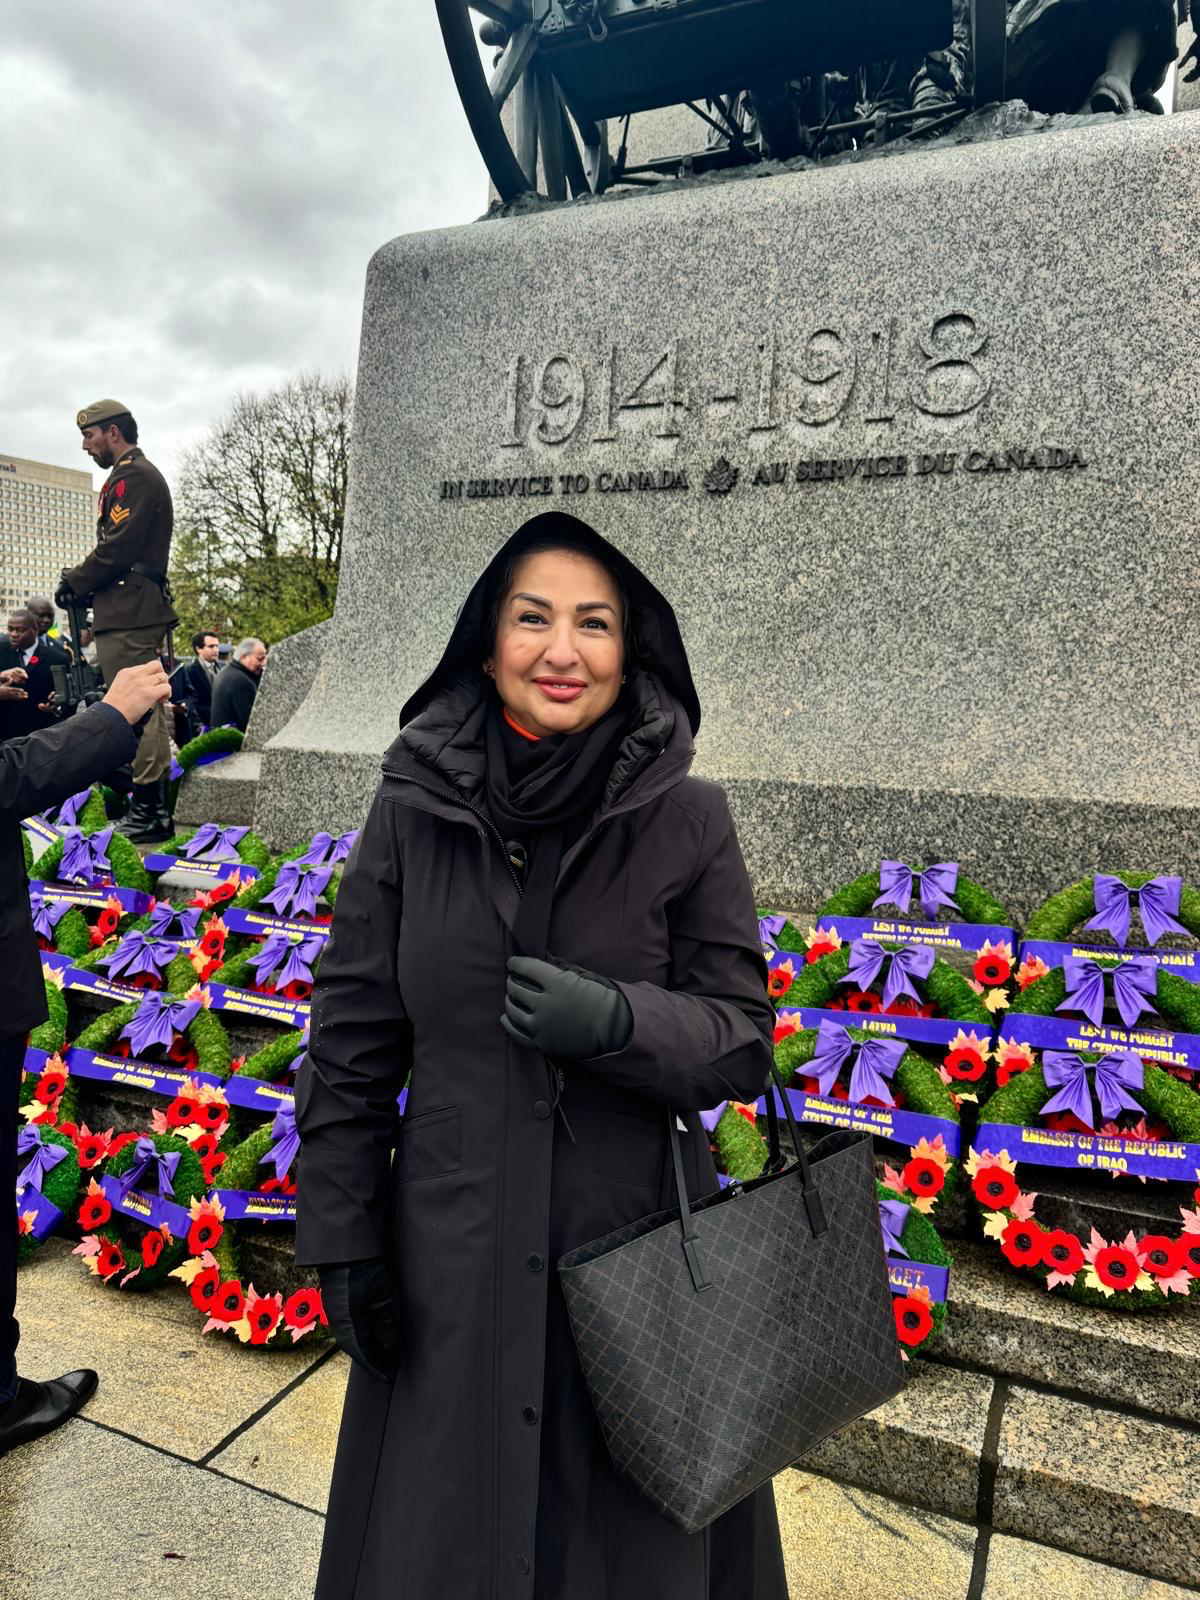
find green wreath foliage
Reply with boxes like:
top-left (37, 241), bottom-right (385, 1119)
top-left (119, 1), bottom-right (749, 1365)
top-left (232, 843), bottom-right (342, 912)
top-left (820, 868), bottom-right (1012, 926)
top-left (72, 997), bottom-right (232, 1082)
top-left (238, 1030), bottom-right (307, 1084)
top-left (17, 1127), bottom-right (81, 1266)
top-left (1008, 962), bottom-right (1200, 1037)
top-left (95, 1132), bottom-right (208, 1290)
top-left (44, 907), bottom-right (94, 960)
top-left (31, 829), bottom-right (150, 893)
top-left (756, 908), bottom-right (808, 953)
top-left (778, 942), bottom-right (993, 1026)
top-left (153, 826), bottom-right (271, 873)
top-left (1024, 870), bottom-right (1200, 944)
top-left (876, 1180), bottom-right (951, 1348)
top-left (22, 829), bottom-right (32, 875)
top-left (175, 725), bottom-right (245, 772)
top-left (72, 789), bottom-right (110, 832)
top-left (28, 980), bottom-right (69, 1055)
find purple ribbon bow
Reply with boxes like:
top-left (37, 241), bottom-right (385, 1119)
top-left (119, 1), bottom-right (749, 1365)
top-left (873, 860), bottom-right (960, 920)
top-left (1056, 956), bottom-right (1158, 1030)
top-left (249, 932), bottom-right (322, 990)
top-left (296, 829), bottom-right (358, 867)
top-left (757, 914), bottom-right (787, 949)
top-left (146, 903), bottom-right (202, 941)
top-left (16, 1126), bottom-right (69, 1193)
top-left (60, 825), bottom-right (114, 884)
top-left (183, 823), bottom-right (249, 863)
top-left (261, 1101), bottom-right (300, 1181)
top-left (101, 931), bottom-right (177, 980)
top-left (30, 891), bottom-right (71, 940)
top-left (878, 1197), bottom-right (910, 1258)
top-left (119, 993), bottom-right (201, 1056)
top-left (699, 1101), bottom-right (729, 1133)
top-left (262, 860), bottom-right (333, 919)
top-left (1084, 874), bottom-right (1188, 949)
top-left (51, 790), bottom-right (91, 828)
top-left (117, 1136), bottom-right (181, 1200)
top-left (809, 1019), bottom-right (905, 1105)
top-left (841, 938), bottom-right (935, 1008)
top-left (1041, 1049), bottom-right (1145, 1127)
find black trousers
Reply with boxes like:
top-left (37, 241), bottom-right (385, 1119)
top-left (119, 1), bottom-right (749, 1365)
top-left (1, 1034), bottom-right (22, 1404)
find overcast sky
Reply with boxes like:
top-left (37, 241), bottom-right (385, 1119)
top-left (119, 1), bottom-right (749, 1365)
top-left (2, 0), bottom-right (488, 488)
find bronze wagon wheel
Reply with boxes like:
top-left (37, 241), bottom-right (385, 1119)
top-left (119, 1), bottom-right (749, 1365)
top-left (435, 0), bottom-right (612, 202)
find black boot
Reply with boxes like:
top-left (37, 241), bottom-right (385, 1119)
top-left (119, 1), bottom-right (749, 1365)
top-left (152, 774), bottom-right (174, 838)
top-left (115, 780), bottom-right (172, 844)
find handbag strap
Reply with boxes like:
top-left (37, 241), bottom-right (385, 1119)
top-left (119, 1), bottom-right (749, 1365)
top-left (667, 1066), bottom-right (828, 1294)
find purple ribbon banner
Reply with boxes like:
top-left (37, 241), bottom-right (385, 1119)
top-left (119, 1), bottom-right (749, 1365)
top-left (752, 1080), bottom-right (961, 1158)
top-left (202, 980), bottom-right (310, 1029)
top-left (1020, 939), bottom-right (1200, 984)
top-left (39, 949), bottom-right (152, 1005)
top-left (15, 1185), bottom-right (64, 1243)
top-left (886, 1257), bottom-right (950, 1304)
top-left (816, 915), bottom-right (1016, 957)
top-left (98, 1173), bottom-right (191, 1237)
top-left (209, 1188), bottom-right (298, 1223)
top-left (20, 814), bottom-right (61, 850)
top-left (779, 1004), bottom-right (984, 1054)
top-left (974, 1123), bottom-right (1200, 1183)
top-left (998, 1013), bottom-right (1200, 1074)
top-left (22, 1043), bottom-right (225, 1102)
top-left (222, 907), bottom-right (332, 943)
top-left (29, 879), bottom-right (154, 916)
top-left (223, 1072), bottom-right (300, 1115)
top-left (169, 749), bottom-right (236, 782)
top-left (141, 853), bottom-right (259, 884)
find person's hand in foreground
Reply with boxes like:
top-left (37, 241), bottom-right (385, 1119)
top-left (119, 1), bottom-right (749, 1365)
top-left (102, 661), bottom-right (171, 724)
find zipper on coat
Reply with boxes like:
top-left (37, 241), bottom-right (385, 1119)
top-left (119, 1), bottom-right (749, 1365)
top-left (380, 767), bottom-right (525, 897)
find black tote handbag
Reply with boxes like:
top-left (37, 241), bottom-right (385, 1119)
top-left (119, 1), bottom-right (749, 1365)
top-left (557, 1069), bottom-right (906, 1534)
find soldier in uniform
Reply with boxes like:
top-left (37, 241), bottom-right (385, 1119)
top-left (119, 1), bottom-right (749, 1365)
top-left (58, 400), bottom-right (177, 842)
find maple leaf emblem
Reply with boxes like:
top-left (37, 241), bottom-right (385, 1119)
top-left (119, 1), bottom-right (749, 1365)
top-left (702, 457), bottom-right (739, 494)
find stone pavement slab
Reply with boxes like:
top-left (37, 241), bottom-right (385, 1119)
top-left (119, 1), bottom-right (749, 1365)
top-left (0, 1418), bottom-right (323, 1600)
top-left (211, 1350), bottom-right (347, 1512)
top-left (774, 1470), bottom-right (978, 1600)
top-left (800, 1358), bottom-right (994, 1519)
top-left (994, 1386), bottom-right (1200, 1588)
top-left (16, 1240), bottom-right (323, 1461)
top-left (982, 1533), bottom-right (1196, 1599)
top-left (934, 1241), bottom-right (1200, 1425)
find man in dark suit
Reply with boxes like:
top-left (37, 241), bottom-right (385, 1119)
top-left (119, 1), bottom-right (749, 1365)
top-left (0, 611), bottom-right (68, 741)
top-left (1, 658), bottom-right (171, 1455)
top-left (170, 629), bottom-right (221, 742)
top-left (210, 637), bottom-right (267, 733)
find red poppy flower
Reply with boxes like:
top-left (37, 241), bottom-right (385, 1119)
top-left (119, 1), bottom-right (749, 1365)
top-left (1092, 1243), bottom-right (1140, 1292)
top-left (94, 906), bottom-right (120, 938)
top-left (108, 1131), bottom-right (140, 1157)
top-left (189, 1265), bottom-right (221, 1312)
top-left (1177, 1236), bottom-right (1200, 1278)
top-left (34, 1067), bottom-right (67, 1104)
top-left (166, 1035), bottom-right (197, 1067)
top-left (1135, 1235), bottom-right (1180, 1278)
top-left (111, 1038), bottom-right (132, 1059)
top-left (74, 1131), bottom-right (109, 1168)
top-left (901, 1157), bottom-right (945, 1198)
top-left (78, 1192), bottom-right (112, 1230)
top-left (805, 938), bottom-right (839, 965)
top-left (27, 654), bottom-right (38, 667)
top-left (188, 1214), bottom-right (223, 1255)
top-left (190, 1132), bottom-right (217, 1161)
top-left (844, 990), bottom-right (881, 1013)
top-left (37, 934), bottom-right (52, 951)
top-left (96, 1239), bottom-right (125, 1280)
top-left (194, 957), bottom-right (221, 981)
top-left (973, 952), bottom-right (1012, 987)
top-left (245, 1294), bottom-right (282, 1346)
top-left (127, 971), bottom-right (162, 991)
top-left (141, 1231), bottom-right (164, 1269)
top-left (943, 1044), bottom-right (987, 1083)
top-left (207, 880), bottom-right (237, 906)
top-left (201, 1151), bottom-right (227, 1186)
top-left (765, 969), bottom-right (791, 1000)
top-left (1039, 1229), bottom-right (1084, 1277)
top-left (1044, 1111), bottom-right (1095, 1135)
top-left (892, 1294), bottom-right (934, 1347)
top-left (281, 979), bottom-right (313, 1002)
top-left (971, 1165), bottom-right (1019, 1210)
top-left (996, 1057), bottom-right (1033, 1089)
top-left (199, 926), bottom-right (226, 959)
top-left (192, 1100), bottom-right (224, 1132)
top-left (166, 1095), bottom-right (201, 1127)
top-left (58, 1121), bottom-right (78, 1139)
top-left (1000, 1217), bottom-right (1045, 1270)
top-left (283, 1289), bottom-right (328, 1331)
top-left (825, 996), bottom-right (846, 1011)
top-left (884, 996), bottom-right (919, 1017)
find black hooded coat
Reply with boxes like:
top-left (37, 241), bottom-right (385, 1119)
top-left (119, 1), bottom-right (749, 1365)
top-left (295, 515), bottom-right (789, 1600)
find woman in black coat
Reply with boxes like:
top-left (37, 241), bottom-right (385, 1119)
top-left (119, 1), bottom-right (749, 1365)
top-left (295, 514), bottom-right (789, 1600)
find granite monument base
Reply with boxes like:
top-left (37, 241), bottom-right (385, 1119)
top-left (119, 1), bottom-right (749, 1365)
top-left (257, 112), bottom-right (1200, 916)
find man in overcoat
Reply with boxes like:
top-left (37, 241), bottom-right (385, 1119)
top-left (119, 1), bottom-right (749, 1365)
top-left (59, 400), bottom-right (176, 842)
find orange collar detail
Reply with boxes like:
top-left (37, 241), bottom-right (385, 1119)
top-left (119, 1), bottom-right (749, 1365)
top-left (503, 707), bottom-right (541, 742)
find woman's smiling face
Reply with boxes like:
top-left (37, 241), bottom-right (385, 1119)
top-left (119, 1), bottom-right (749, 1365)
top-left (486, 547), bottom-right (625, 739)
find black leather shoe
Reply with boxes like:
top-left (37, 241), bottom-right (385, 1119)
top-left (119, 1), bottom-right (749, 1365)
top-left (0, 1370), bottom-right (98, 1456)
top-left (115, 782), bottom-right (172, 843)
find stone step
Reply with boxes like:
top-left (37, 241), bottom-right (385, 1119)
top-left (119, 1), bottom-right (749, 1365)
top-left (173, 750), bottom-right (261, 828)
top-left (933, 1240), bottom-right (1200, 1426)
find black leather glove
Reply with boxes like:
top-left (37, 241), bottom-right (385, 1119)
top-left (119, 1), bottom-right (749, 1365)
top-left (502, 955), bottom-right (633, 1060)
top-left (55, 575), bottom-right (78, 610)
top-left (317, 1258), bottom-right (401, 1382)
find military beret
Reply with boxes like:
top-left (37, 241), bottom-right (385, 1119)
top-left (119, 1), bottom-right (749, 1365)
top-left (76, 399), bottom-right (131, 430)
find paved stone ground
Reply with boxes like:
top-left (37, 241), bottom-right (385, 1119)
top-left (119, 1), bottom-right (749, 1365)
top-left (4, 1242), bottom-right (1198, 1600)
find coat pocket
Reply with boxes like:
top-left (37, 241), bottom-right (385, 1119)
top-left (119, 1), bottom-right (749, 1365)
top-left (595, 1107), bottom-right (666, 1191)
top-left (395, 1104), bottom-right (463, 1183)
